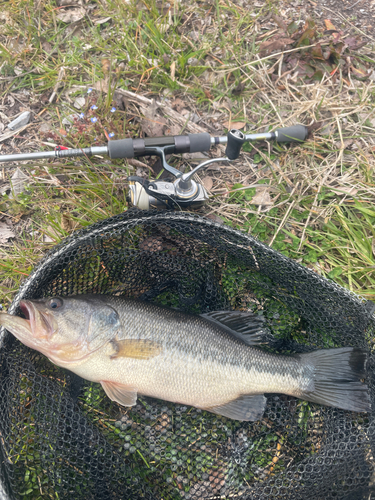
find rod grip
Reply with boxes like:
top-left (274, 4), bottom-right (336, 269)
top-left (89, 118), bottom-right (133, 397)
top-left (108, 134), bottom-right (212, 158)
top-left (108, 139), bottom-right (135, 158)
top-left (188, 133), bottom-right (211, 153)
top-left (275, 125), bottom-right (308, 143)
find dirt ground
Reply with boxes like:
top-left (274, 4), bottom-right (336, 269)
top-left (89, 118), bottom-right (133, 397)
top-left (279, 0), bottom-right (375, 39)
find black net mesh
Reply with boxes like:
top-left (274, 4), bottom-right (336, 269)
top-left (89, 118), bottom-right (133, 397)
top-left (0, 209), bottom-right (374, 500)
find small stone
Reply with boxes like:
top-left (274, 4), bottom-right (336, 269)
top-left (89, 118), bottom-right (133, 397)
top-left (189, 31), bottom-right (200, 41)
top-left (62, 114), bottom-right (79, 125)
top-left (9, 168), bottom-right (28, 198)
top-left (73, 97), bottom-right (85, 109)
top-left (7, 111), bottom-right (31, 131)
top-left (39, 122), bottom-right (52, 133)
top-left (320, 124), bottom-right (332, 136)
top-left (187, 57), bottom-right (199, 66)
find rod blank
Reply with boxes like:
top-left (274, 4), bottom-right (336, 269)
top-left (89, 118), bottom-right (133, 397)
top-left (0, 125), bottom-right (308, 163)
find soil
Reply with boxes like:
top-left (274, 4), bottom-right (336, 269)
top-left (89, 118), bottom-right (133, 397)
top-left (279, 0), bottom-right (375, 39)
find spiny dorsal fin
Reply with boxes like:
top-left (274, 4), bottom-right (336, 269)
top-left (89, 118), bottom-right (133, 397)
top-left (200, 310), bottom-right (267, 345)
top-left (111, 339), bottom-right (163, 360)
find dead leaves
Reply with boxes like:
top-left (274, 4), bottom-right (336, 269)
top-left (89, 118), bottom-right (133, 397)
top-left (260, 18), bottom-right (370, 83)
top-left (56, 6), bottom-right (86, 24)
top-left (259, 37), bottom-right (294, 57)
top-left (0, 12), bottom-right (15, 34)
top-left (202, 176), bottom-right (213, 191)
top-left (0, 222), bottom-right (15, 244)
top-left (223, 120), bottom-right (246, 130)
top-left (251, 188), bottom-right (273, 206)
top-left (324, 19), bottom-right (337, 32)
top-left (170, 98), bottom-right (185, 114)
top-left (61, 213), bottom-right (75, 232)
top-left (101, 59), bottom-right (111, 74)
top-left (93, 77), bottom-right (111, 93)
top-left (9, 168), bottom-right (29, 199)
top-left (141, 100), bottom-right (168, 137)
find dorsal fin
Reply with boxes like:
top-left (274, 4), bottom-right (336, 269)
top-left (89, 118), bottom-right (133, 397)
top-left (200, 310), bottom-right (267, 345)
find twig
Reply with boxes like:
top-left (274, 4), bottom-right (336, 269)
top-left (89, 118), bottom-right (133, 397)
top-left (126, 158), bottom-right (155, 174)
top-left (269, 184), bottom-right (299, 247)
top-left (298, 165), bottom-right (335, 250)
top-left (347, 0), bottom-right (362, 8)
top-left (263, 92), bottom-right (284, 126)
top-left (49, 67), bottom-right (66, 104)
top-left (0, 67), bottom-right (41, 82)
top-left (321, 6), bottom-right (375, 42)
top-left (252, 144), bottom-right (295, 188)
top-left (0, 124), bottom-right (33, 144)
top-left (114, 89), bottom-right (207, 134)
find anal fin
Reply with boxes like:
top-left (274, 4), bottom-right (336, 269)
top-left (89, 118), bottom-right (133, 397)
top-left (101, 381), bottom-right (138, 407)
top-left (203, 394), bottom-right (267, 421)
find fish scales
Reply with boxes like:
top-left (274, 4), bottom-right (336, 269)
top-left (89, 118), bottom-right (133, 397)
top-left (0, 294), bottom-right (370, 421)
top-left (97, 297), bottom-right (305, 404)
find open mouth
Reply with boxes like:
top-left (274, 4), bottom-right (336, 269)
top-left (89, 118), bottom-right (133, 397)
top-left (19, 300), bottom-right (53, 339)
top-left (20, 301), bottom-right (31, 320)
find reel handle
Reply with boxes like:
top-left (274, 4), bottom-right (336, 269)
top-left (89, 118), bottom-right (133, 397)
top-left (0, 123), bottom-right (309, 211)
top-left (225, 129), bottom-right (246, 160)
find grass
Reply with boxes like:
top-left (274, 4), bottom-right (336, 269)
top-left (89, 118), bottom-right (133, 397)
top-left (0, 0), bottom-right (373, 306)
top-left (0, 0), bottom-right (374, 498)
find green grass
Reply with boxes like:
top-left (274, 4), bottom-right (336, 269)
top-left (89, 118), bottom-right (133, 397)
top-left (0, 0), bottom-right (374, 498)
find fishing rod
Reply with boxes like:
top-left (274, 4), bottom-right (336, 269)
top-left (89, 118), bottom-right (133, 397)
top-left (0, 124), bottom-right (308, 210)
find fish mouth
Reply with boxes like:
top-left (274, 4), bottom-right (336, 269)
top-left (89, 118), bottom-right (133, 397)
top-left (19, 300), bottom-right (55, 339)
top-left (19, 300), bottom-right (88, 364)
top-left (20, 300), bottom-right (33, 322)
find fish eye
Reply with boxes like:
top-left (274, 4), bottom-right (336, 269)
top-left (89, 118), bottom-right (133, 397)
top-left (47, 298), bottom-right (63, 310)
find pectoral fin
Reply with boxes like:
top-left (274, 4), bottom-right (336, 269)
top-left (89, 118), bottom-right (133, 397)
top-left (203, 394), bottom-right (267, 421)
top-left (101, 381), bottom-right (138, 407)
top-left (111, 339), bottom-right (162, 360)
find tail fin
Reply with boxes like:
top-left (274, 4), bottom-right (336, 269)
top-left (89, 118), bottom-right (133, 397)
top-left (299, 347), bottom-right (371, 412)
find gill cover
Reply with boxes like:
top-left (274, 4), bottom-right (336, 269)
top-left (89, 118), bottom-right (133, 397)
top-left (46, 297), bottom-right (123, 362)
top-left (1, 297), bottom-right (123, 364)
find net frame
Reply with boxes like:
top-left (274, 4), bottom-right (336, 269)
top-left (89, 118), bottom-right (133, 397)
top-left (0, 209), bottom-right (374, 500)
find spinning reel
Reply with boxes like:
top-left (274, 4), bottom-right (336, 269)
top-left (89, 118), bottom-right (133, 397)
top-left (0, 125), bottom-right (308, 210)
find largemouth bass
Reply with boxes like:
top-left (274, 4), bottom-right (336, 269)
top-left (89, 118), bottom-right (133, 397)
top-left (0, 295), bottom-right (370, 421)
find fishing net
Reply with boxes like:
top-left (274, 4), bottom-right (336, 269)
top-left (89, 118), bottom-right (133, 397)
top-left (0, 209), bottom-right (374, 500)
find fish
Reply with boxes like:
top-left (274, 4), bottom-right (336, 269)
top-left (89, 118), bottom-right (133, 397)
top-left (0, 295), bottom-right (371, 421)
